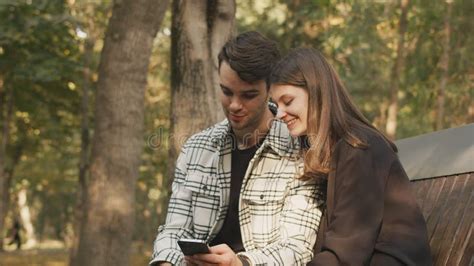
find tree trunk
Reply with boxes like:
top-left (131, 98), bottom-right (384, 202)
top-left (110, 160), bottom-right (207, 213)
top-left (469, 100), bottom-right (474, 124)
top-left (0, 86), bottom-right (13, 251)
top-left (168, 0), bottom-right (235, 186)
top-left (0, 77), bottom-right (4, 252)
top-left (69, 36), bottom-right (94, 266)
top-left (18, 187), bottom-right (37, 248)
top-left (373, 101), bottom-right (388, 131)
top-left (0, 172), bottom-right (12, 250)
top-left (435, 0), bottom-right (452, 131)
top-left (1, 141), bottom-right (22, 245)
top-left (75, 1), bottom-right (169, 265)
top-left (386, 0), bottom-right (410, 140)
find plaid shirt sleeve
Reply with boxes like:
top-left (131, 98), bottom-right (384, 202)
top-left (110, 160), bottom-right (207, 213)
top-left (149, 143), bottom-right (192, 266)
top-left (239, 178), bottom-right (324, 265)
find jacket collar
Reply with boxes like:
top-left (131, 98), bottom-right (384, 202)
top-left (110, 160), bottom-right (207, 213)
top-left (210, 119), bottom-right (300, 157)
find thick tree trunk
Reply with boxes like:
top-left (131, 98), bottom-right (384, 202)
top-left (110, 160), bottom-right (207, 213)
top-left (386, 0), bottom-right (410, 140)
top-left (75, 1), bottom-right (169, 265)
top-left (168, 0), bottom-right (235, 186)
top-left (0, 86), bottom-right (13, 251)
top-left (69, 36), bottom-right (93, 266)
top-left (435, 0), bottom-right (452, 131)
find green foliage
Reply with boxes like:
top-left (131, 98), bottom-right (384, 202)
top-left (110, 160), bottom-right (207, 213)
top-left (0, 0), bottom-right (82, 243)
top-left (237, 0), bottom-right (473, 138)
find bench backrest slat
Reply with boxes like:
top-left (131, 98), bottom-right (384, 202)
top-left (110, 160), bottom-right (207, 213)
top-left (412, 173), bottom-right (473, 266)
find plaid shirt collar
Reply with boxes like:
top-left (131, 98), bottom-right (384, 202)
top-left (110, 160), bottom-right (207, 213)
top-left (210, 119), bottom-right (300, 157)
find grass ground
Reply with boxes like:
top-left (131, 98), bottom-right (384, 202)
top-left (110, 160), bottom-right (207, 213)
top-left (0, 250), bottom-right (150, 266)
top-left (0, 241), bottom-right (151, 266)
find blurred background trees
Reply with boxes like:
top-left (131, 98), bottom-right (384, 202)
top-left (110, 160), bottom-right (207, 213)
top-left (0, 0), bottom-right (472, 264)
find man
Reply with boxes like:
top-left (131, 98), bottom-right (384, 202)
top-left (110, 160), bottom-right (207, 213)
top-left (150, 31), bottom-right (323, 266)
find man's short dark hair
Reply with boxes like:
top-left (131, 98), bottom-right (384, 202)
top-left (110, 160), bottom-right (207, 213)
top-left (218, 31), bottom-right (280, 84)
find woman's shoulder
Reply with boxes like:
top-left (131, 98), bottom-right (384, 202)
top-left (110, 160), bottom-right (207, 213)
top-left (330, 127), bottom-right (400, 186)
top-left (334, 126), bottom-right (397, 161)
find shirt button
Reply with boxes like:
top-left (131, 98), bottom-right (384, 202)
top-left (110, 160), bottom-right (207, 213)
top-left (203, 185), bottom-right (208, 190)
top-left (260, 195), bottom-right (264, 199)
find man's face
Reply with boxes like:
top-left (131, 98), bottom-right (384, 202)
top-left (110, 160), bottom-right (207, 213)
top-left (219, 61), bottom-right (269, 132)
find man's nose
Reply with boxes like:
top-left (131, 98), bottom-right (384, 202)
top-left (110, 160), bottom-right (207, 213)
top-left (229, 97), bottom-right (242, 111)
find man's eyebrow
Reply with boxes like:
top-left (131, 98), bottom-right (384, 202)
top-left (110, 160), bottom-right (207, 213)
top-left (241, 89), bottom-right (259, 93)
top-left (220, 84), bottom-right (259, 93)
top-left (220, 84), bottom-right (230, 90)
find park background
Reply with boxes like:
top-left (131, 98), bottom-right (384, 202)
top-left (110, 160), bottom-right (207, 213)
top-left (0, 0), bottom-right (472, 265)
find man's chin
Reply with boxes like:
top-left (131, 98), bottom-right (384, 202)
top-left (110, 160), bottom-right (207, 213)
top-left (228, 120), bottom-right (247, 130)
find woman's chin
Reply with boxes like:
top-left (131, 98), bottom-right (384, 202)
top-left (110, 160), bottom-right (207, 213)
top-left (288, 128), bottom-right (305, 137)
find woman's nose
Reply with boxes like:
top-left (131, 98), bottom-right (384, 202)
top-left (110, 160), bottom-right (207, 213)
top-left (276, 108), bottom-right (286, 119)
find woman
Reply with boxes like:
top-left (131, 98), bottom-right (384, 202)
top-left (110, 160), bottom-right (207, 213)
top-left (269, 47), bottom-right (432, 266)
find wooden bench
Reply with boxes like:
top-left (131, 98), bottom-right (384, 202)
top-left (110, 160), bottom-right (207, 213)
top-left (411, 172), bottom-right (472, 265)
top-left (396, 124), bottom-right (473, 265)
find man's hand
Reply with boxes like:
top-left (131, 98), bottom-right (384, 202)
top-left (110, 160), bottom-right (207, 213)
top-left (184, 244), bottom-right (243, 266)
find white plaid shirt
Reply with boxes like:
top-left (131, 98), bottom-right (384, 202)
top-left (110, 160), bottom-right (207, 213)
top-left (150, 119), bottom-right (324, 265)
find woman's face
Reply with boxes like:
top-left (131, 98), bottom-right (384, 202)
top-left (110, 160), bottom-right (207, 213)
top-left (270, 84), bottom-right (309, 137)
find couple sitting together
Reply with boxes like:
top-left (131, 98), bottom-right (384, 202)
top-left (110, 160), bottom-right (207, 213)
top-left (150, 31), bottom-right (432, 266)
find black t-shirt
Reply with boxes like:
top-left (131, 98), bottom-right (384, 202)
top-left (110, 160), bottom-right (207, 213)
top-left (209, 136), bottom-right (261, 252)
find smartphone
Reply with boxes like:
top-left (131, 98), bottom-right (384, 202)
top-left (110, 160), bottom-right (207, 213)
top-left (177, 238), bottom-right (210, 256)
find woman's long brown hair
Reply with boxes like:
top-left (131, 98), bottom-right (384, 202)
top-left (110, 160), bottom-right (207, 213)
top-left (269, 48), bottom-right (396, 180)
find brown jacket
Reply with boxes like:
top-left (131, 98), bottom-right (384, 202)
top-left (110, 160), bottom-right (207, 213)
top-left (309, 128), bottom-right (432, 266)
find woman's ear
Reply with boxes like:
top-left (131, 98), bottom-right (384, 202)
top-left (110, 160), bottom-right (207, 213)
top-left (268, 100), bottom-right (278, 116)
